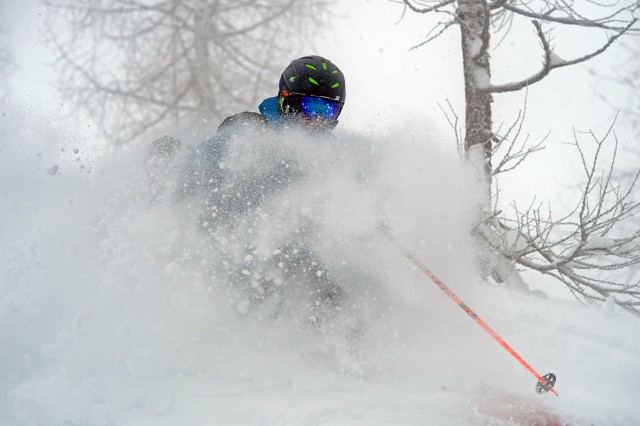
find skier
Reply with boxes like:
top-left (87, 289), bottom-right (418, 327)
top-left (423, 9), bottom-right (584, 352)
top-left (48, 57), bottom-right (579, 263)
top-left (180, 54), bottom-right (345, 219)
top-left (217, 54), bottom-right (345, 134)
top-left (179, 55), bottom-right (349, 322)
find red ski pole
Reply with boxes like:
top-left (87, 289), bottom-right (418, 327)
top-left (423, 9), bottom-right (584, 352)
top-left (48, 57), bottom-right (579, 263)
top-left (382, 227), bottom-right (558, 396)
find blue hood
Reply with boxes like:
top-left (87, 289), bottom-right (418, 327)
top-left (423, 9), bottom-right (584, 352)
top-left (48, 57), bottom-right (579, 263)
top-left (258, 97), bottom-right (285, 125)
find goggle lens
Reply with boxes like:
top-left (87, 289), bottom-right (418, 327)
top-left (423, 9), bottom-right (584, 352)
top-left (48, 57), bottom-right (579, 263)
top-left (299, 96), bottom-right (341, 121)
top-left (282, 93), bottom-right (342, 122)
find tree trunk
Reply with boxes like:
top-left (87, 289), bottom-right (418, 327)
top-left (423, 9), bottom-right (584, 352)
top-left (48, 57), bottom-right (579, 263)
top-left (457, 0), bottom-right (493, 184)
top-left (457, 1), bottom-right (510, 283)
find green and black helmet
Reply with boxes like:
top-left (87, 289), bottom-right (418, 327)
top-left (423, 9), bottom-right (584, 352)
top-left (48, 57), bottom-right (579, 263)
top-left (278, 55), bottom-right (346, 123)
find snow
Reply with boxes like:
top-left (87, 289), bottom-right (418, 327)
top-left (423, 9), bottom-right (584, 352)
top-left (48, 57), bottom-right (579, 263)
top-left (581, 236), bottom-right (618, 251)
top-left (473, 67), bottom-right (491, 89)
top-left (2, 108), bottom-right (640, 426)
top-left (549, 52), bottom-right (567, 67)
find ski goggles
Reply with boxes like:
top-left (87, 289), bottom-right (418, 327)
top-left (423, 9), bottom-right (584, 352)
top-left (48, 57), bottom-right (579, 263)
top-left (282, 93), bottom-right (343, 122)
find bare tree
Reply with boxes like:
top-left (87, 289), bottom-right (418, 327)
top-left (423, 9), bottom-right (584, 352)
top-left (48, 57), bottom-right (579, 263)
top-left (396, 0), bottom-right (640, 314)
top-left (45, 0), bottom-right (333, 142)
top-left (480, 117), bottom-right (640, 315)
top-left (400, 0), bottom-right (637, 181)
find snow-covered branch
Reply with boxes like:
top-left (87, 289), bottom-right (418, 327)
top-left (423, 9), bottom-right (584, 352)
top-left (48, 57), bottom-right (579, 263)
top-left (478, 117), bottom-right (640, 316)
top-left (395, 0), bottom-right (640, 315)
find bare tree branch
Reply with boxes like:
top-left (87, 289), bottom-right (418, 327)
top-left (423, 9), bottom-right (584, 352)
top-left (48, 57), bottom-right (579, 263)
top-left (488, 0), bottom-right (509, 10)
top-left (409, 19), bottom-right (457, 50)
top-left (478, 116), bottom-right (640, 316)
top-left (484, 18), bottom-right (637, 93)
top-left (438, 98), bottom-right (463, 155)
top-left (491, 118), bottom-right (548, 176)
top-left (45, 0), bottom-right (333, 143)
top-left (401, 0), bottom-right (456, 14)
top-left (502, 1), bottom-right (640, 31)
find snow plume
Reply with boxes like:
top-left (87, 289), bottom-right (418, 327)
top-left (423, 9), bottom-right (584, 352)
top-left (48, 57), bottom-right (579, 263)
top-left (2, 111), bottom-right (640, 425)
top-left (169, 124), bottom-right (487, 380)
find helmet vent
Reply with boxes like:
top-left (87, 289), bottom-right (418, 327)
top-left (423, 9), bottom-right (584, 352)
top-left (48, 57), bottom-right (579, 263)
top-left (280, 56), bottom-right (345, 103)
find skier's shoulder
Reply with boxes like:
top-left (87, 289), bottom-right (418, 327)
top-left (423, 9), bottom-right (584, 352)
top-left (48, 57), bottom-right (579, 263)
top-left (217, 96), bottom-right (282, 133)
top-left (217, 111), bottom-right (267, 133)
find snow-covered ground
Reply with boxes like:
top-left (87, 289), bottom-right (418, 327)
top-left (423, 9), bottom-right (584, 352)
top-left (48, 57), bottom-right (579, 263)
top-left (2, 107), bottom-right (639, 426)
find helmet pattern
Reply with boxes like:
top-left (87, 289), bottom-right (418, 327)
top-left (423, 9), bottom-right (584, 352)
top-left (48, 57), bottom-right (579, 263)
top-left (279, 55), bottom-right (346, 104)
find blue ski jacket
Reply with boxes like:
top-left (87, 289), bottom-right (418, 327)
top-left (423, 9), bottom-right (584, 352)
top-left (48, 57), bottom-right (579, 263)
top-left (181, 96), bottom-right (339, 204)
top-left (177, 96), bottom-right (346, 308)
